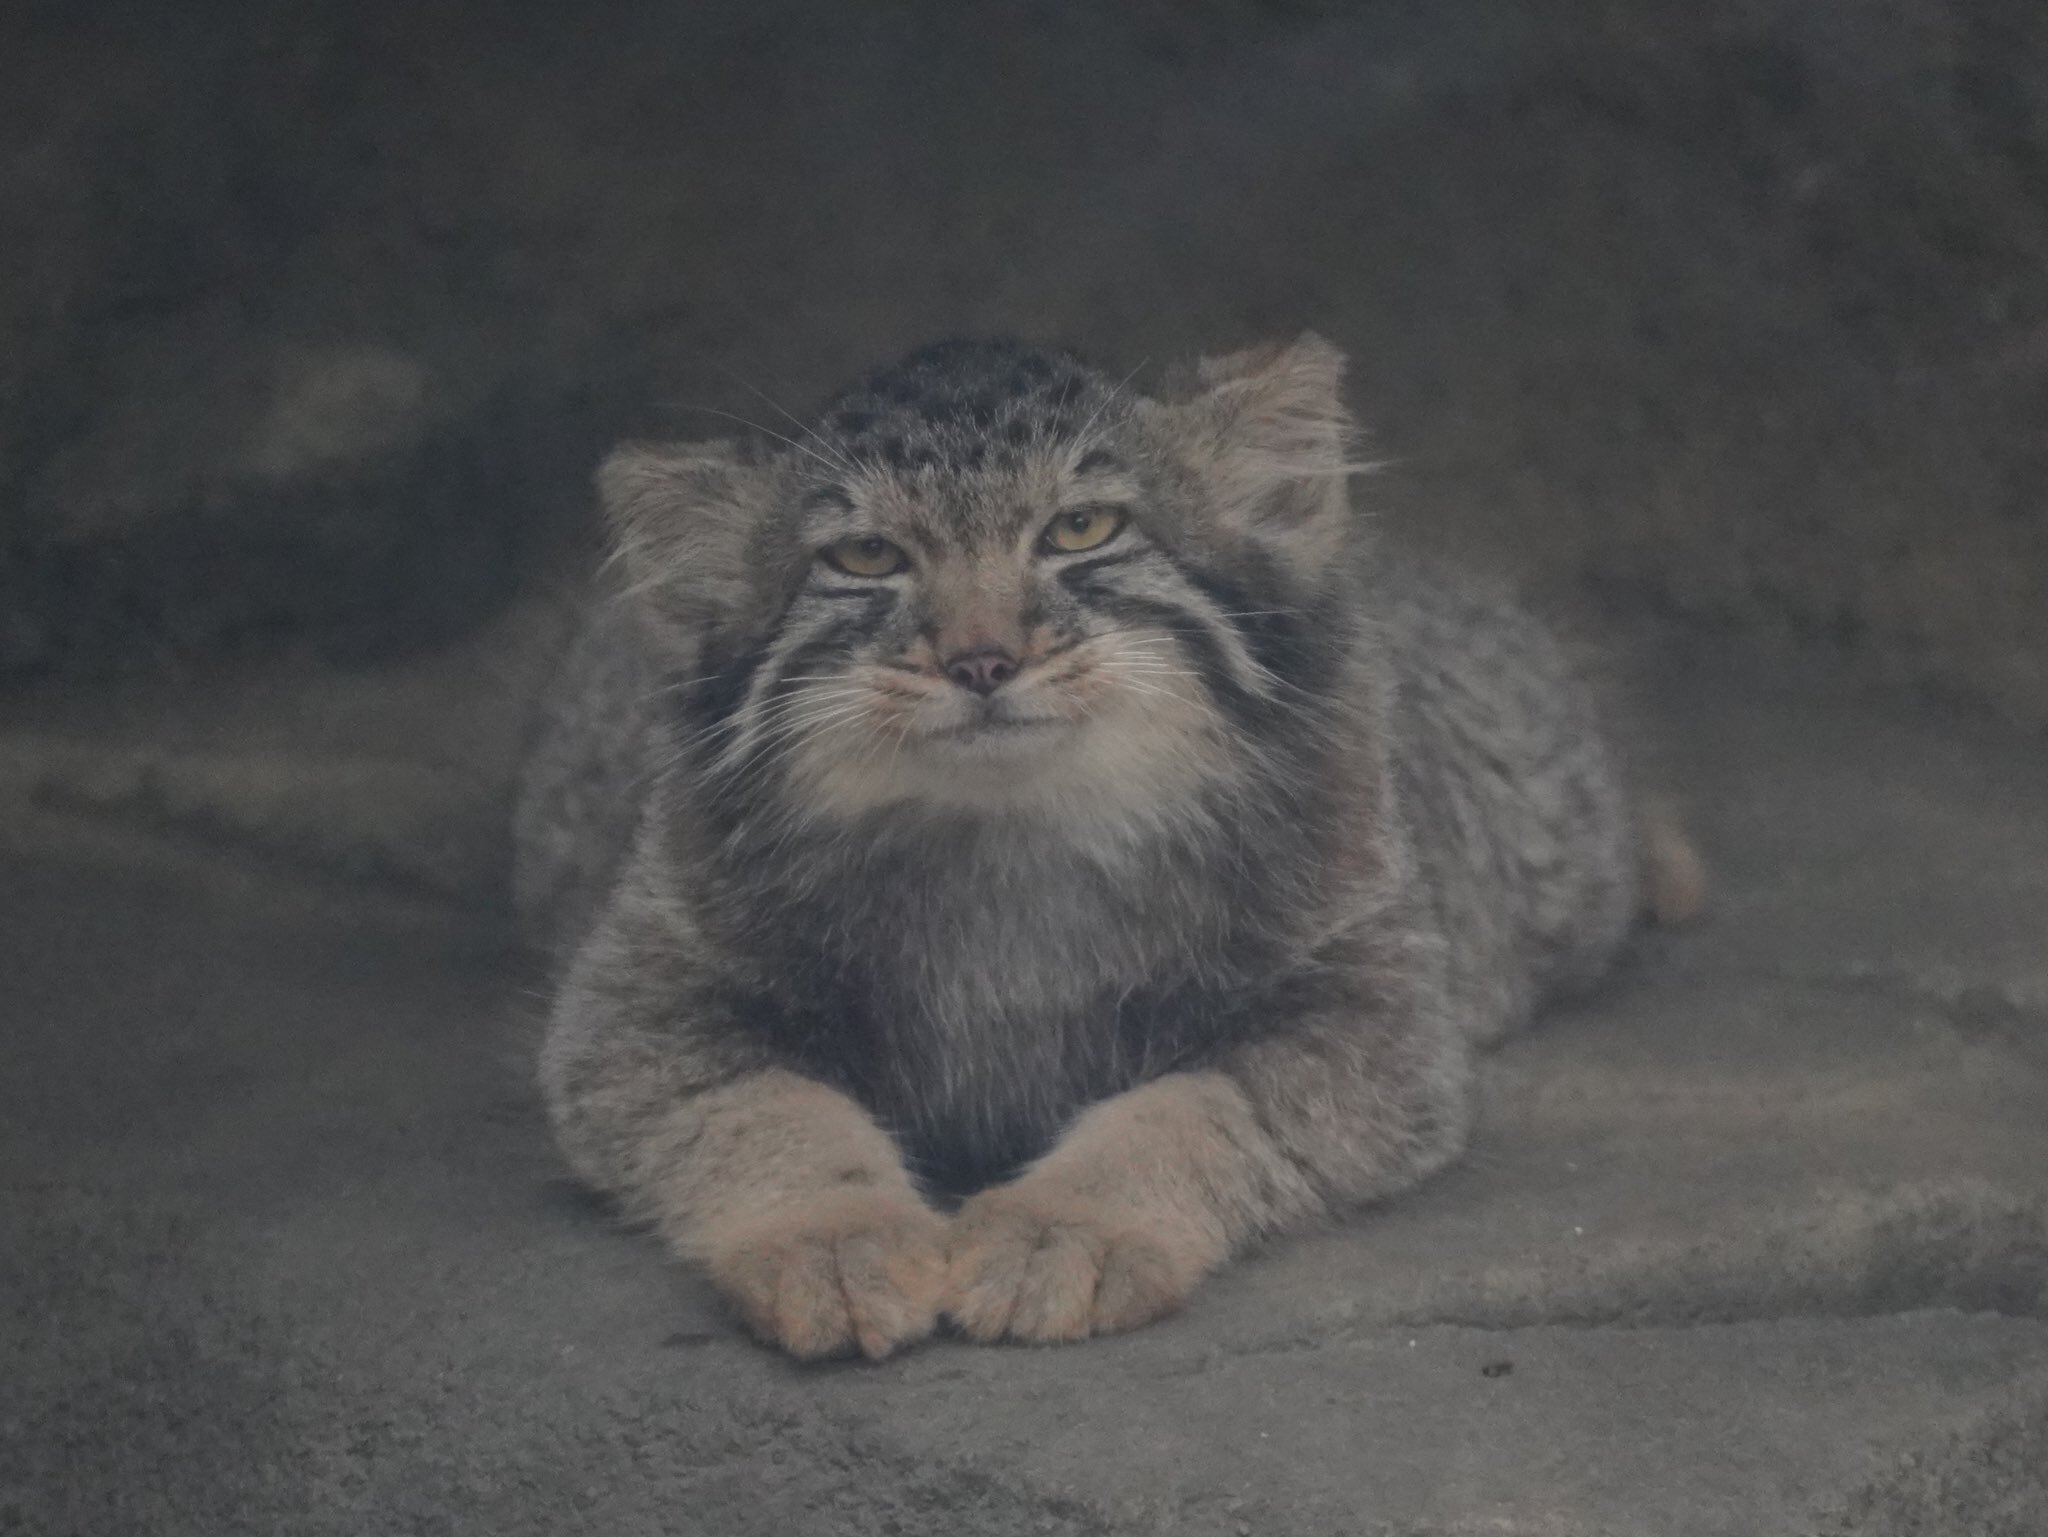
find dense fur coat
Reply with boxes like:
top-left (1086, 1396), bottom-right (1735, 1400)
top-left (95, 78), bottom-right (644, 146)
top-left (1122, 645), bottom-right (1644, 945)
top-left (515, 335), bottom-right (1673, 1358)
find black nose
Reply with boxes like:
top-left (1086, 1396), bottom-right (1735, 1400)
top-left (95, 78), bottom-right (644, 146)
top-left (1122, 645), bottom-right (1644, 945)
top-left (944, 648), bottom-right (1020, 696)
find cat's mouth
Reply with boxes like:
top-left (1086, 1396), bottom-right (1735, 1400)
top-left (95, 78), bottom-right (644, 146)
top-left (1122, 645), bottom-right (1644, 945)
top-left (923, 699), bottom-right (1068, 748)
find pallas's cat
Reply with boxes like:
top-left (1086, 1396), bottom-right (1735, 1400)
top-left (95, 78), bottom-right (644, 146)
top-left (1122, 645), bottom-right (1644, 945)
top-left (515, 335), bottom-right (1699, 1359)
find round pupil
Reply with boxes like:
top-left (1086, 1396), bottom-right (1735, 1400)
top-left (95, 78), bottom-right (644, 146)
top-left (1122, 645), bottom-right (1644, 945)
top-left (1068, 513), bottom-right (1093, 532)
top-left (857, 539), bottom-right (884, 556)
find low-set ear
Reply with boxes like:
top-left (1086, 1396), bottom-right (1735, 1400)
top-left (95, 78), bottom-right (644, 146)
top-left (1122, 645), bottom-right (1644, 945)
top-left (598, 440), bottom-right (773, 651)
top-left (1166, 332), bottom-right (1361, 583)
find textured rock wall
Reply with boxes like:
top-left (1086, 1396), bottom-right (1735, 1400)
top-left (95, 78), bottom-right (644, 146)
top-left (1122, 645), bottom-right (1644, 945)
top-left (4, 0), bottom-right (2045, 723)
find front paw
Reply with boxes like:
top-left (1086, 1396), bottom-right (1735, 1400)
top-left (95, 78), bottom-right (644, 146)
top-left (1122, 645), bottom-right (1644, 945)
top-left (944, 1186), bottom-right (1207, 1344)
top-left (703, 1190), bottom-right (947, 1361)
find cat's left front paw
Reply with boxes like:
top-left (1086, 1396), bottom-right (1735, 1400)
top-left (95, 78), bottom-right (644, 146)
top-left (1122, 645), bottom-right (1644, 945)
top-left (944, 1186), bottom-right (1207, 1344)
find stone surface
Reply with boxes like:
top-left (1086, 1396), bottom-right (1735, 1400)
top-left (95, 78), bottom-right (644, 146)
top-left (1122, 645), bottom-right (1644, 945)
top-left (0, 593), bottom-right (574, 901)
top-left (2, 656), bottom-right (2043, 1535)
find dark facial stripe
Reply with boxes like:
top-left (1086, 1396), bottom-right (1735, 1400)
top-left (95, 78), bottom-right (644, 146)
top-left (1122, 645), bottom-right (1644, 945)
top-left (682, 635), bottom-right (773, 739)
top-left (685, 601), bottom-right (889, 781)
top-left (1061, 572), bottom-right (1273, 727)
top-left (1050, 547), bottom-right (1151, 581)
top-left (813, 584), bottom-right (900, 601)
top-left (767, 603), bottom-right (892, 696)
top-left (1169, 552), bottom-right (1336, 699)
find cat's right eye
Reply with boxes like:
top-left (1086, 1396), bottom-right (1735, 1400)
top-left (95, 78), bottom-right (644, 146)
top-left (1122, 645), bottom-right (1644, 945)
top-left (820, 535), bottom-right (909, 578)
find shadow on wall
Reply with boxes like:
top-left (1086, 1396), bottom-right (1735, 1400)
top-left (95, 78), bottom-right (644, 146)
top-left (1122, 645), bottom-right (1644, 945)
top-left (3, 0), bottom-right (2046, 723)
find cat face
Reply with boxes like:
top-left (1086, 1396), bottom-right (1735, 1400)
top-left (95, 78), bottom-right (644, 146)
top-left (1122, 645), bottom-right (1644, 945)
top-left (765, 408), bottom-right (1245, 818)
top-left (602, 335), bottom-right (1366, 825)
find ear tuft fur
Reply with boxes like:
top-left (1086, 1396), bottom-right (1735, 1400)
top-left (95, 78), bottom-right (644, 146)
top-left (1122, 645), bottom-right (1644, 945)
top-left (598, 440), bottom-right (770, 653)
top-left (1171, 332), bottom-right (1364, 582)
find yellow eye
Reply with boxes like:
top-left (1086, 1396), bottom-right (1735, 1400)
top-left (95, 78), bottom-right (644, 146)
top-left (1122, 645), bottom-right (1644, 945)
top-left (1041, 505), bottom-right (1127, 554)
top-left (821, 535), bottom-right (908, 578)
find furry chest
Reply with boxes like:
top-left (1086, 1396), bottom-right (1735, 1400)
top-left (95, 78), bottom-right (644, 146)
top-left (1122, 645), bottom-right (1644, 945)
top-left (776, 842), bottom-right (1210, 1191)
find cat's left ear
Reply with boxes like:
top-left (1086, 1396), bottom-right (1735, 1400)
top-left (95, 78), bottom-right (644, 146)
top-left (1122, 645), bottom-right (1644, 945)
top-left (1153, 332), bottom-right (1361, 583)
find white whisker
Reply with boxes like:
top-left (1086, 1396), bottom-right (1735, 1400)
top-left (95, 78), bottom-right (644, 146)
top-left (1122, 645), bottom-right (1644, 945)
top-left (677, 404), bottom-right (850, 482)
top-left (1074, 358), bottom-right (1146, 447)
top-left (717, 369), bottom-right (860, 478)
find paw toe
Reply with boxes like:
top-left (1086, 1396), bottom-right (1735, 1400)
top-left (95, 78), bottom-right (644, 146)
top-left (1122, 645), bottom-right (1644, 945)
top-left (1090, 1233), bottom-right (1188, 1334)
top-left (838, 1227), bottom-right (942, 1361)
top-left (1004, 1228), bottom-right (1103, 1343)
top-left (771, 1238), bottom-right (857, 1359)
top-left (707, 1195), bottom-right (945, 1361)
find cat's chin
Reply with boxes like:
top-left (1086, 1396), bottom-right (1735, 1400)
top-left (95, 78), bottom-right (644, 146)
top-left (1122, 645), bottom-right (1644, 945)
top-left (921, 716), bottom-right (1071, 754)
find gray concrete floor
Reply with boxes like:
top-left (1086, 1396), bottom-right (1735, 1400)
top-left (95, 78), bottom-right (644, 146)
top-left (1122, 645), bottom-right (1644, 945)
top-left (3, 653), bottom-right (2043, 1536)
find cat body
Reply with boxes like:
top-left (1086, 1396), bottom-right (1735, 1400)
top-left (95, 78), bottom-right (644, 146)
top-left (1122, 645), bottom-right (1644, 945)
top-left (516, 335), bottom-right (1674, 1358)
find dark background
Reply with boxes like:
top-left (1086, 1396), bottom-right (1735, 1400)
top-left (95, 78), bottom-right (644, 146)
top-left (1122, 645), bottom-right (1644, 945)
top-left (7, 0), bottom-right (2047, 714)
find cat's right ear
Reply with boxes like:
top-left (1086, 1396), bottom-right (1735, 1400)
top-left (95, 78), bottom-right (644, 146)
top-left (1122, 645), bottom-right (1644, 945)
top-left (597, 440), bottom-right (770, 653)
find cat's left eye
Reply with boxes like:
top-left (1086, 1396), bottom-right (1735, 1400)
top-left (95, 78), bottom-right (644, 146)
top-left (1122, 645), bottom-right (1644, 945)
top-left (821, 535), bottom-right (909, 578)
top-left (1040, 506), bottom-right (1127, 555)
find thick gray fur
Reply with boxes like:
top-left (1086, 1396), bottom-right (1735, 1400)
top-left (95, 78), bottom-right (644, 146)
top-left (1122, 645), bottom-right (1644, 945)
top-left (513, 335), bottom-right (1651, 1344)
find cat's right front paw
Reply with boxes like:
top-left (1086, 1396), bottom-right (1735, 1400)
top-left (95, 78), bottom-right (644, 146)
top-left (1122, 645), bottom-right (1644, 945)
top-left (701, 1191), bottom-right (948, 1361)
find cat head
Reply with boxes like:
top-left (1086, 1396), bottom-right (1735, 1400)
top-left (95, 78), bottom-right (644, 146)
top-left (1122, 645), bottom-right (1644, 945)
top-left (603, 334), bottom-right (1374, 824)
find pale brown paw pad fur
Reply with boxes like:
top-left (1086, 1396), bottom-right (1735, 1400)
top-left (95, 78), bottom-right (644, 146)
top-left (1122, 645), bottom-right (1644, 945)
top-left (703, 1191), bottom-right (947, 1361)
top-left (944, 1188), bottom-right (1205, 1345)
